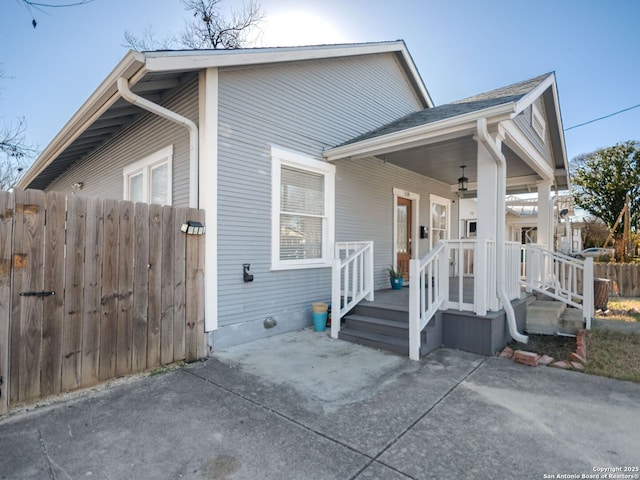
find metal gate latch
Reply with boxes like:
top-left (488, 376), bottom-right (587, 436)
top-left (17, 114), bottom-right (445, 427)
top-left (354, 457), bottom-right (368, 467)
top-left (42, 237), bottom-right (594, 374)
top-left (19, 291), bottom-right (55, 297)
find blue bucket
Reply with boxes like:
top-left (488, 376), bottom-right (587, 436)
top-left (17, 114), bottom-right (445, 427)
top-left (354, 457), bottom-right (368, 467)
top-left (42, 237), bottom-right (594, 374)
top-left (312, 312), bottom-right (327, 332)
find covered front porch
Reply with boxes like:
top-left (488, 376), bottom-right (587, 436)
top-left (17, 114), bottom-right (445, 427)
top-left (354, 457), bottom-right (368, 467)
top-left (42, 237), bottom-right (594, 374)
top-left (324, 73), bottom-right (592, 360)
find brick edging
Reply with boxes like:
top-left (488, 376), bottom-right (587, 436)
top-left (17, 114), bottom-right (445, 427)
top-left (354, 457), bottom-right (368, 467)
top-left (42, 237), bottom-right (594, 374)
top-left (497, 329), bottom-right (587, 371)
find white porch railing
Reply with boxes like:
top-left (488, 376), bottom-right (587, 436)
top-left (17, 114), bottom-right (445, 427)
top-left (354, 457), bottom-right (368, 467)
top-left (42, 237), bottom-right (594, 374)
top-left (331, 241), bottom-right (374, 339)
top-left (520, 244), bottom-right (527, 280)
top-left (408, 242), bottom-right (448, 360)
top-left (448, 239), bottom-right (519, 314)
top-left (525, 244), bottom-right (594, 328)
top-left (505, 241), bottom-right (523, 300)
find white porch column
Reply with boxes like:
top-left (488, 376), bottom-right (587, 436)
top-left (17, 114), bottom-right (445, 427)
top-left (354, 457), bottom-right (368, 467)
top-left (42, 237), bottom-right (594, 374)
top-left (536, 180), bottom-right (553, 249)
top-left (475, 141), bottom-right (498, 240)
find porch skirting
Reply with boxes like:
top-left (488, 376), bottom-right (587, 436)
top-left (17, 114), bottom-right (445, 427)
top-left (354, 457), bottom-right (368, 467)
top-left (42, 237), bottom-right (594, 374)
top-left (440, 296), bottom-right (528, 356)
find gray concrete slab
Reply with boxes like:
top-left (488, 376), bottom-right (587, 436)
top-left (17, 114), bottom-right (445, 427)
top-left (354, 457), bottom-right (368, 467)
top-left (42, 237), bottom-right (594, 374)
top-left (203, 330), bottom-right (484, 456)
top-left (1, 327), bottom-right (639, 480)
top-left (379, 357), bottom-right (640, 480)
top-left (0, 365), bottom-right (367, 479)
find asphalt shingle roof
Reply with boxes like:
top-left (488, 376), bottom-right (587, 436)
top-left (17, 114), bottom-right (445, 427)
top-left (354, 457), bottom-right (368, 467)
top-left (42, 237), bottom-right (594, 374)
top-left (339, 73), bottom-right (552, 146)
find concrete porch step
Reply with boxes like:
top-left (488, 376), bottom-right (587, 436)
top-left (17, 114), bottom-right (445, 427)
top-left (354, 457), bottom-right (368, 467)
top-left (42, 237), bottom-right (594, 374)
top-left (526, 300), bottom-right (585, 335)
top-left (558, 308), bottom-right (585, 335)
top-left (526, 300), bottom-right (567, 335)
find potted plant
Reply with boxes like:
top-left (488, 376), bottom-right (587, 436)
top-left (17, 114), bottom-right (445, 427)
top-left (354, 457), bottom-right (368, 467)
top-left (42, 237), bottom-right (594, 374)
top-left (388, 265), bottom-right (404, 290)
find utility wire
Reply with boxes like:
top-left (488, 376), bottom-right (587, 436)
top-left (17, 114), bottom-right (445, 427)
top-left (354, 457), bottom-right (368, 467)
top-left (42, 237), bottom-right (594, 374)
top-left (564, 103), bottom-right (640, 131)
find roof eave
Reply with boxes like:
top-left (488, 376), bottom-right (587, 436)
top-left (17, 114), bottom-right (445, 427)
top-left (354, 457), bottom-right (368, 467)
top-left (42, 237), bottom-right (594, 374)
top-left (144, 41), bottom-right (433, 108)
top-left (324, 102), bottom-right (515, 161)
top-left (18, 50), bottom-right (147, 189)
top-left (20, 42), bottom-right (434, 189)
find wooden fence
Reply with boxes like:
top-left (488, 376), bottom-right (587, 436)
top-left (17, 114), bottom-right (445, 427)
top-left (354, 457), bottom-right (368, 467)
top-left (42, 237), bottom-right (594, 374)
top-left (594, 263), bottom-right (640, 297)
top-left (0, 189), bottom-right (206, 414)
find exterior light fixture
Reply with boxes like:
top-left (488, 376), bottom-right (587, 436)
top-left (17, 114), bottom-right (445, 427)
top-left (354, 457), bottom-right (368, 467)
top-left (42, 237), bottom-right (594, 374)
top-left (457, 166), bottom-right (468, 192)
top-left (180, 220), bottom-right (205, 235)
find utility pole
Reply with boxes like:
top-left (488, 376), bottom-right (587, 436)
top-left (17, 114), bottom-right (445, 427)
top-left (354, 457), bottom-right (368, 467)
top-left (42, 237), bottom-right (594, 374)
top-left (602, 193), bottom-right (632, 261)
top-left (624, 193), bottom-right (631, 259)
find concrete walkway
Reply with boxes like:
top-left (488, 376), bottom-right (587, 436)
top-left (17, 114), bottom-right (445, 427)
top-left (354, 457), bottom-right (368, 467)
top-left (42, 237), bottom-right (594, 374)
top-left (1, 329), bottom-right (639, 479)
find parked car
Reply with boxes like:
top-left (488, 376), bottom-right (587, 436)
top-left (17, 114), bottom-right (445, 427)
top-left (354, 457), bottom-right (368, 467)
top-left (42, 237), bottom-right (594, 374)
top-left (571, 247), bottom-right (615, 259)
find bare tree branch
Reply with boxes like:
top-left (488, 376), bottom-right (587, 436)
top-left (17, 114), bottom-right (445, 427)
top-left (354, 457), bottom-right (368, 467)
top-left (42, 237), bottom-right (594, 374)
top-left (124, 0), bottom-right (264, 51)
top-left (0, 118), bottom-right (33, 189)
top-left (122, 26), bottom-right (176, 51)
top-left (179, 0), bottom-right (264, 49)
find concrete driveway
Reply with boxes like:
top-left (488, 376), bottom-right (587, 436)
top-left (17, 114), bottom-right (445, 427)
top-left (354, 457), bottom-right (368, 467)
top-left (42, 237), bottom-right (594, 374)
top-left (1, 329), bottom-right (638, 479)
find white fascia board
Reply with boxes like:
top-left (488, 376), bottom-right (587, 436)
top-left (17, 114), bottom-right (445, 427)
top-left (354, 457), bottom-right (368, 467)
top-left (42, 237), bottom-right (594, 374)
top-left (145, 42), bottom-right (404, 70)
top-left (144, 42), bottom-right (433, 108)
top-left (18, 50), bottom-right (147, 189)
top-left (548, 79), bottom-right (570, 183)
top-left (324, 103), bottom-right (514, 162)
top-left (512, 72), bottom-right (570, 186)
top-left (512, 73), bottom-right (555, 115)
top-left (501, 120), bottom-right (555, 180)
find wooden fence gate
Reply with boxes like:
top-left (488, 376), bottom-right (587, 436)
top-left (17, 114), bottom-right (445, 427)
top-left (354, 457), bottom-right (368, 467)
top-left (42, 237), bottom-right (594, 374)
top-left (0, 189), bottom-right (206, 414)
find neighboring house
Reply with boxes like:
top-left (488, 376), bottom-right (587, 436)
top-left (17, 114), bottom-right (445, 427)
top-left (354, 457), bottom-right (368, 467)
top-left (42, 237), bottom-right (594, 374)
top-left (459, 194), bottom-right (582, 253)
top-left (20, 41), bottom-right (589, 360)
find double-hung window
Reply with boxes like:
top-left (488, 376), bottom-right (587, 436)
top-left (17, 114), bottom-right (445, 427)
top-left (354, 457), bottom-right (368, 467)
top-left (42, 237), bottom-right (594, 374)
top-left (123, 145), bottom-right (173, 205)
top-left (271, 146), bottom-right (335, 270)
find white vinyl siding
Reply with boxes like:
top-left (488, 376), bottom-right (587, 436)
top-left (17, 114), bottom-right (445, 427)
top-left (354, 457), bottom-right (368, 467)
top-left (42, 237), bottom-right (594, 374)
top-left (123, 145), bottom-right (173, 205)
top-left (271, 146), bottom-right (335, 270)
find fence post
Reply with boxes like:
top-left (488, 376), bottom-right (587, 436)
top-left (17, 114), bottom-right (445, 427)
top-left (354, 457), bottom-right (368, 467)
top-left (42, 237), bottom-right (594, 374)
top-left (0, 190), bottom-right (14, 415)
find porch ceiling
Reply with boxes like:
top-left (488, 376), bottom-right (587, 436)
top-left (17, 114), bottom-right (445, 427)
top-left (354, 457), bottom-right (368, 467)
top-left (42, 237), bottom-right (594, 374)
top-left (375, 136), bottom-right (540, 195)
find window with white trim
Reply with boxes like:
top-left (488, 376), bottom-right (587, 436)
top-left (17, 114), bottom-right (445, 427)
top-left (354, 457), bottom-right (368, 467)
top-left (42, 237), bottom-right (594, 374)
top-left (123, 145), bottom-right (173, 205)
top-left (271, 146), bottom-right (335, 270)
top-left (531, 103), bottom-right (546, 142)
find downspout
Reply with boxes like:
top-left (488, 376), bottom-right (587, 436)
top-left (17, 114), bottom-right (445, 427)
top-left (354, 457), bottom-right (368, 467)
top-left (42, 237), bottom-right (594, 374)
top-left (116, 77), bottom-right (199, 208)
top-left (476, 118), bottom-right (528, 343)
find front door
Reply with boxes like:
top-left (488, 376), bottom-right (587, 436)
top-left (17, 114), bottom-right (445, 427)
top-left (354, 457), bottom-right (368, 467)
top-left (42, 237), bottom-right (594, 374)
top-left (396, 197), bottom-right (412, 281)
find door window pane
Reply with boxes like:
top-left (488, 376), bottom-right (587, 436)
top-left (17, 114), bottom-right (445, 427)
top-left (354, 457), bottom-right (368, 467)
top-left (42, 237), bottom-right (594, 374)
top-left (397, 205), bottom-right (408, 253)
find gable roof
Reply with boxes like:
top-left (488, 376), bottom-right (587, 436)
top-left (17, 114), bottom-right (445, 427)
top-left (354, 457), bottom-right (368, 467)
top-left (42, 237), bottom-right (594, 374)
top-left (20, 41), bottom-right (432, 190)
top-left (325, 72), bottom-right (569, 192)
top-left (337, 73), bottom-right (552, 147)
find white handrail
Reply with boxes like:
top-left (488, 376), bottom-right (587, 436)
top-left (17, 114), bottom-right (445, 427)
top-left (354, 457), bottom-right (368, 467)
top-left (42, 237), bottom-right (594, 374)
top-left (408, 242), bottom-right (448, 360)
top-left (525, 244), bottom-right (594, 328)
top-left (331, 241), bottom-right (374, 339)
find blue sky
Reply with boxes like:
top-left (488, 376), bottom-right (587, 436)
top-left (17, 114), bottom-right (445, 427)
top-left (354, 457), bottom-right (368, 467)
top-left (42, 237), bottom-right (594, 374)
top-left (1, 0), bottom-right (638, 163)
